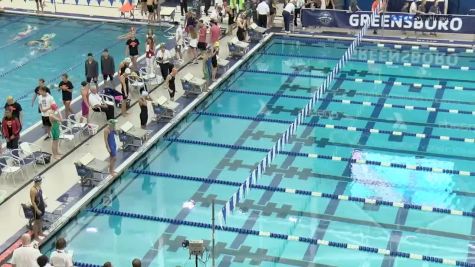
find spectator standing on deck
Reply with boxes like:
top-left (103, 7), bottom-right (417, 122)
top-left (4, 96), bottom-right (23, 128)
top-left (38, 87), bottom-right (56, 140)
top-left (101, 49), bottom-right (115, 85)
top-left (85, 53), bottom-right (99, 88)
top-left (58, 74), bottom-right (74, 119)
top-left (165, 67), bottom-right (177, 100)
top-left (30, 176), bottom-right (46, 241)
top-left (211, 42), bottom-right (219, 81)
top-left (156, 44), bottom-right (173, 81)
top-left (140, 0), bottom-right (147, 17)
top-left (125, 32), bottom-right (140, 71)
top-left (282, 0), bottom-right (295, 33)
top-left (226, 5), bottom-right (236, 35)
top-left (138, 91), bottom-right (152, 129)
top-left (2, 108), bottom-right (21, 151)
top-left (49, 238), bottom-right (74, 267)
top-left (256, 0), bottom-right (270, 28)
top-left (49, 103), bottom-right (62, 160)
top-left (268, 0), bottom-right (276, 27)
top-left (146, 0), bottom-right (154, 23)
top-left (294, 0), bottom-right (304, 27)
top-left (180, 0), bottom-right (188, 16)
top-left (104, 119), bottom-right (118, 176)
top-left (236, 12), bottom-right (247, 41)
top-left (210, 19), bottom-right (221, 45)
top-left (32, 79), bottom-right (50, 110)
top-left (197, 20), bottom-right (208, 52)
top-left (188, 26), bottom-right (199, 63)
top-left (145, 36), bottom-right (156, 75)
top-left (175, 23), bottom-right (185, 62)
top-left (80, 81), bottom-right (90, 123)
top-left (11, 234), bottom-right (41, 267)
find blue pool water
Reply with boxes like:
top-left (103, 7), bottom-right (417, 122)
top-left (43, 35), bottom-right (475, 266)
top-left (0, 13), bottom-right (171, 130)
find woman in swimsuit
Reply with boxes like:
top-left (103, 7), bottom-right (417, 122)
top-left (119, 68), bottom-right (131, 116)
top-left (80, 81), bottom-right (90, 123)
top-left (145, 36), bottom-right (155, 74)
top-left (104, 119), bottom-right (118, 176)
top-left (138, 91), bottom-right (152, 129)
top-left (49, 103), bottom-right (62, 159)
top-left (30, 176), bottom-right (46, 240)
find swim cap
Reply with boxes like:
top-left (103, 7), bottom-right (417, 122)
top-left (125, 68), bottom-right (131, 75)
top-left (50, 103), bottom-right (58, 111)
top-left (6, 96), bottom-right (13, 101)
top-left (108, 119), bottom-right (117, 126)
top-left (33, 175), bottom-right (43, 183)
top-left (141, 90), bottom-right (149, 97)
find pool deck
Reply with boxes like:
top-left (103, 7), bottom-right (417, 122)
top-left (1, 3), bottom-right (475, 266)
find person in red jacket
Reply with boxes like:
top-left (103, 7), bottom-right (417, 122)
top-left (2, 108), bottom-right (21, 150)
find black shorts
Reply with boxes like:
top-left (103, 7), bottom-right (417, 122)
top-left (147, 5), bottom-right (154, 12)
top-left (103, 74), bottom-right (114, 81)
top-left (211, 55), bottom-right (217, 68)
top-left (7, 138), bottom-right (19, 150)
top-left (42, 116), bottom-right (51, 127)
top-left (197, 42), bottom-right (207, 50)
top-left (86, 77), bottom-right (98, 83)
top-left (62, 97), bottom-right (72, 102)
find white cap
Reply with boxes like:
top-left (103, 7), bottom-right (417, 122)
top-left (125, 68), bottom-right (131, 75)
top-left (141, 90), bottom-right (149, 97)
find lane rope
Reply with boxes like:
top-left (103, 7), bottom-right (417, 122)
top-left (164, 136), bottom-right (475, 177)
top-left (131, 170), bottom-right (474, 218)
top-left (84, 208), bottom-right (474, 266)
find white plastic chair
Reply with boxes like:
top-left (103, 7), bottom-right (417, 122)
top-left (128, 75), bottom-right (147, 96)
top-left (0, 155), bottom-right (24, 184)
top-left (10, 142), bottom-right (44, 173)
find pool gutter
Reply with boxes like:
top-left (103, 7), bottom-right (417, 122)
top-left (38, 32), bottom-right (274, 253)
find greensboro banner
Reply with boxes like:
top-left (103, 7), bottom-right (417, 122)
top-left (301, 9), bottom-right (475, 34)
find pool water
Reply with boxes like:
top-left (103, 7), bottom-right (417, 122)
top-left (43, 35), bottom-right (475, 266)
top-left (0, 13), bottom-right (171, 130)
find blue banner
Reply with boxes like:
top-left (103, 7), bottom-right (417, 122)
top-left (301, 9), bottom-right (475, 34)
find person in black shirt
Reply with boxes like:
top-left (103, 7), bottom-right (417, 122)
top-left (85, 52), bottom-right (99, 87)
top-left (32, 79), bottom-right (51, 111)
top-left (58, 73), bottom-right (74, 118)
top-left (4, 96), bottom-right (23, 128)
top-left (126, 33), bottom-right (140, 71)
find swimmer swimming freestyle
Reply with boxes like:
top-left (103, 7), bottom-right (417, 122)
top-left (26, 33), bottom-right (56, 51)
top-left (13, 25), bottom-right (37, 41)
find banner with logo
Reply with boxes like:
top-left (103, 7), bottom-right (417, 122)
top-left (301, 9), bottom-right (475, 34)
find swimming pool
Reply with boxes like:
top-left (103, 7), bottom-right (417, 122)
top-left (43, 35), bottom-right (475, 266)
top-left (0, 13), bottom-right (171, 130)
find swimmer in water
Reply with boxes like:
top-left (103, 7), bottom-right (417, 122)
top-left (26, 33), bottom-right (55, 51)
top-left (14, 25), bottom-right (36, 40)
top-left (117, 26), bottom-right (136, 40)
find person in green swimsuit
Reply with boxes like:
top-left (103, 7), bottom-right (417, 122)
top-left (49, 103), bottom-right (62, 159)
